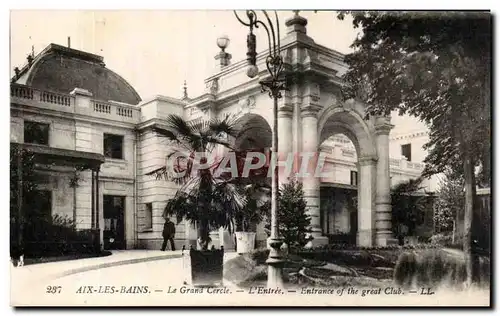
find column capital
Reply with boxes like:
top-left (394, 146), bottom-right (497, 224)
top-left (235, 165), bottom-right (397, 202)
top-left (358, 156), bottom-right (378, 166)
top-left (374, 115), bottom-right (394, 135)
top-left (374, 123), bottom-right (394, 136)
top-left (278, 107), bottom-right (293, 118)
top-left (300, 105), bottom-right (321, 118)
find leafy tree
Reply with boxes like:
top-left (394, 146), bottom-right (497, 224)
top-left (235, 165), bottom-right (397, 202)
top-left (391, 178), bottom-right (427, 243)
top-left (338, 11), bottom-right (491, 286)
top-left (266, 180), bottom-right (311, 248)
top-left (10, 144), bottom-right (39, 256)
top-left (433, 172), bottom-right (465, 236)
top-left (147, 114), bottom-right (245, 250)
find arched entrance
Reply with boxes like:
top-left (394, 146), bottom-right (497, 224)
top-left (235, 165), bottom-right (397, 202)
top-left (317, 105), bottom-right (394, 247)
top-left (234, 113), bottom-right (272, 152)
top-left (217, 113), bottom-right (272, 249)
top-left (319, 134), bottom-right (359, 245)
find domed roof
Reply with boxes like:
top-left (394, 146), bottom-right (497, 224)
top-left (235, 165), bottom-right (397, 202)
top-left (14, 44), bottom-right (141, 105)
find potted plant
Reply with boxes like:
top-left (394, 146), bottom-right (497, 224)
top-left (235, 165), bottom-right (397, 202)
top-left (148, 114), bottom-right (244, 287)
top-left (234, 184), bottom-right (270, 254)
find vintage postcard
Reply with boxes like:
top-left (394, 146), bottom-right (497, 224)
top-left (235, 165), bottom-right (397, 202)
top-left (9, 9), bottom-right (491, 307)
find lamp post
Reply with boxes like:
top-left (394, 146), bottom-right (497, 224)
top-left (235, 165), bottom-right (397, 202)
top-left (234, 10), bottom-right (287, 288)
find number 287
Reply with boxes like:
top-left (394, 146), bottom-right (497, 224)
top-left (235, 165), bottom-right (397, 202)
top-left (46, 286), bottom-right (62, 294)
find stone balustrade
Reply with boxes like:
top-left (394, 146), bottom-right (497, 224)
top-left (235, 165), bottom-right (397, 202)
top-left (11, 83), bottom-right (139, 123)
top-left (11, 84), bottom-right (73, 107)
top-left (321, 146), bottom-right (423, 175)
top-left (92, 100), bottom-right (135, 119)
top-left (406, 161), bottom-right (425, 170)
top-left (389, 158), bottom-right (401, 167)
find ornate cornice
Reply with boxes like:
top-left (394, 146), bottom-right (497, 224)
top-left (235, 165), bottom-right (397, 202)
top-left (139, 95), bottom-right (187, 107)
top-left (390, 130), bottom-right (429, 141)
top-left (300, 105), bottom-right (322, 118)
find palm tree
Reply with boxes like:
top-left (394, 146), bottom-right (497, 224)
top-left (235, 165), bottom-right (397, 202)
top-left (147, 114), bottom-right (248, 250)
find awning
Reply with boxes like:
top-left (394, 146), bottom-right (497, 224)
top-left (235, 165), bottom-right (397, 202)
top-left (11, 142), bottom-right (105, 170)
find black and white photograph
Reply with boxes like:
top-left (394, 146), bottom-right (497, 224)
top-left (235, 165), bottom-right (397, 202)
top-left (8, 8), bottom-right (492, 307)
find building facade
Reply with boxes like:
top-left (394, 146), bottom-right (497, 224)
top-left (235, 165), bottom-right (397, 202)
top-left (10, 13), bottom-right (437, 251)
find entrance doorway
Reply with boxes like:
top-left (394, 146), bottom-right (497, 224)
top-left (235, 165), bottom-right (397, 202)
top-left (103, 195), bottom-right (125, 250)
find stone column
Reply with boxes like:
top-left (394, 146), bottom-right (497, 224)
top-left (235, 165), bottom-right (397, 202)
top-left (278, 107), bottom-right (293, 184)
top-left (301, 109), bottom-right (328, 246)
top-left (374, 117), bottom-right (396, 246)
top-left (357, 157), bottom-right (377, 247)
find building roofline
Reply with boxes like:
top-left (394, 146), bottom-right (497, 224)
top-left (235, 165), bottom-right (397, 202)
top-left (12, 43), bottom-right (105, 82)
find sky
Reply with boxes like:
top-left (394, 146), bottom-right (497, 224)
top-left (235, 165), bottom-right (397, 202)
top-left (9, 9), bottom-right (427, 133)
top-left (10, 10), bottom-right (359, 99)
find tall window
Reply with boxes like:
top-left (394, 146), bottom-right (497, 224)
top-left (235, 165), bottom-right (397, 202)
top-left (24, 121), bottom-right (49, 145)
top-left (350, 170), bottom-right (358, 186)
top-left (103, 133), bottom-right (124, 159)
top-left (144, 203), bottom-right (153, 230)
top-left (401, 143), bottom-right (412, 161)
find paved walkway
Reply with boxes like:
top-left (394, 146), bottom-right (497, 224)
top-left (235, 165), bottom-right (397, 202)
top-left (11, 250), bottom-right (239, 289)
top-left (11, 250), bottom-right (240, 306)
top-left (11, 250), bottom-right (184, 281)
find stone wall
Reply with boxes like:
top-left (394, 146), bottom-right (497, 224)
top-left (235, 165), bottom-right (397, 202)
top-left (136, 128), bottom-right (192, 249)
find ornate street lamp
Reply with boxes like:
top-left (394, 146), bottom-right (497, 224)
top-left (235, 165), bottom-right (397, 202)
top-left (234, 10), bottom-right (287, 288)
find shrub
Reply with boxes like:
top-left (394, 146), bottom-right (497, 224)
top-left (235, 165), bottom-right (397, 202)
top-left (265, 180), bottom-right (311, 249)
top-left (393, 252), bottom-right (418, 287)
top-left (393, 248), bottom-right (490, 288)
top-left (24, 214), bottom-right (100, 257)
top-left (248, 248), bottom-right (270, 264)
top-left (391, 178), bottom-right (429, 239)
top-left (429, 233), bottom-right (454, 246)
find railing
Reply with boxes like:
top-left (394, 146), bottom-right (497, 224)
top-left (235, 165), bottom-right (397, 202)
top-left (93, 101), bottom-right (112, 114)
top-left (406, 161), bottom-right (424, 170)
top-left (11, 83), bottom-right (139, 122)
top-left (322, 146), bottom-right (424, 173)
top-left (389, 158), bottom-right (401, 167)
top-left (40, 91), bottom-right (72, 106)
top-left (116, 106), bottom-right (133, 118)
top-left (11, 84), bottom-right (33, 100)
top-left (11, 84), bottom-right (73, 106)
top-left (92, 100), bottom-right (137, 119)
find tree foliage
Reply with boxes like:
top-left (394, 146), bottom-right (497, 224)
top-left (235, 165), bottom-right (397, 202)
top-left (433, 172), bottom-right (465, 233)
top-left (391, 178), bottom-right (428, 238)
top-left (10, 145), bottom-right (39, 253)
top-left (338, 11), bottom-right (491, 285)
top-left (266, 180), bottom-right (311, 248)
top-left (148, 114), bottom-right (245, 250)
top-left (339, 11), bottom-right (491, 181)
top-left (148, 114), bottom-right (272, 250)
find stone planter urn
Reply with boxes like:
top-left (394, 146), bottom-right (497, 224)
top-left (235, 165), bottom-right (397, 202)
top-left (235, 232), bottom-right (256, 254)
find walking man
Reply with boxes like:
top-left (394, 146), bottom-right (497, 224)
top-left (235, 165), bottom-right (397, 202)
top-left (162, 217), bottom-right (176, 251)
